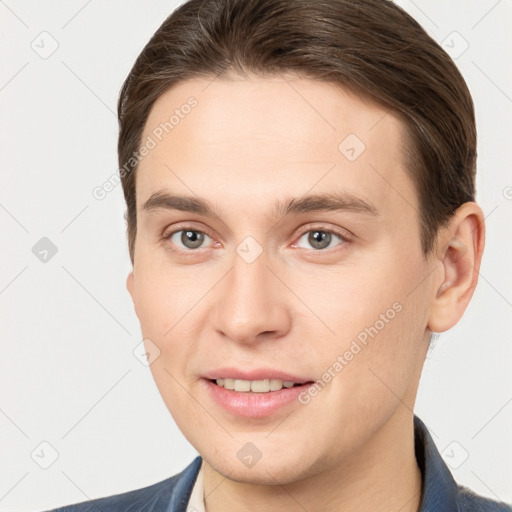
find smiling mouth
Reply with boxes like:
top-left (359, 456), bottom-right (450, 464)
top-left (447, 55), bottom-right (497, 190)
top-left (210, 378), bottom-right (313, 393)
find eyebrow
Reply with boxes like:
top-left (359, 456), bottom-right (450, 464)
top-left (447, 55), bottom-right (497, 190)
top-left (142, 190), bottom-right (379, 218)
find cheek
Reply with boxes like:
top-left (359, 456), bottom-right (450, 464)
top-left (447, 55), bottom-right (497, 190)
top-left (132, 259), bottom-right (213, 339)
top-left (131, 261), bottom-right (224, 402)
top-left (306, 252), bottom-right (430, 385)
top-left (291, 259), bottom-right (409, 343)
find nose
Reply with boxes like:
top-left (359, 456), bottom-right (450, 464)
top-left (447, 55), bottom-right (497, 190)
top-left (211, 251), bottom-right (293, 345)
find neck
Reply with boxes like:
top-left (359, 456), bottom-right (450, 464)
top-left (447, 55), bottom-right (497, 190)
top-left (203, 411), bottom-right (422, 512)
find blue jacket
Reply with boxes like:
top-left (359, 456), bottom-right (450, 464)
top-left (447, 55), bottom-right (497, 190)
top-left (46, 417), bottom-right (511, 511)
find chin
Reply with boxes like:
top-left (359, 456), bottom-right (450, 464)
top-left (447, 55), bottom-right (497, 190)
top-left (201, 440), bottom-right (327, 486)
top-left (208, 457), bottom-right (305, 486)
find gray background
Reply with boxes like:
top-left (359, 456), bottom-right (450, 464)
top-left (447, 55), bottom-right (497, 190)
top-left (1, 1), bottom-right (511, 510)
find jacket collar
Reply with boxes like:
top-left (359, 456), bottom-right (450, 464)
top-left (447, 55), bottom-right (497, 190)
top-left (168, 455), bottom-right (202, 512)
top-left (414, 415), bottom-right (459, 511)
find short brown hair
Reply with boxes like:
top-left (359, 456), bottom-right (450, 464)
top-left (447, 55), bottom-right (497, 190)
top-left (118, 0), bottom-right (476, 264)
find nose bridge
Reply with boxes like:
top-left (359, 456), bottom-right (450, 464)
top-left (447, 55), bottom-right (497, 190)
top-left (212, 245), bottom-right (291, 343)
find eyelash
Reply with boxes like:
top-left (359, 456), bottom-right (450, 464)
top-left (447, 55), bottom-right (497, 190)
top-left (162, 224), bottom-right (352, 255)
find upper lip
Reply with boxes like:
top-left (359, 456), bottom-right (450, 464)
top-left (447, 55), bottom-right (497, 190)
top-left (204, 367), bottom-right (313, 384)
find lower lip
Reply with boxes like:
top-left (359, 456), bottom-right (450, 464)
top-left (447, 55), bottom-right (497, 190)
top-left (203, 379), bottom-right (313, 418)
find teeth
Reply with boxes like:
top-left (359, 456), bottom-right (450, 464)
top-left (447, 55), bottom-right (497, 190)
top-left (251, 379), bottom-right (270, 392)
top-left (235, 379), bottom-right (251, 392)
top-left (270, 379), bottom-right (283, 391)
top-left (215, 378), bottom-right (301, 392)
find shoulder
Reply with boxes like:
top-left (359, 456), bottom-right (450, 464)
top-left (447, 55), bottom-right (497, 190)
top-left (44, 456), bottom-right (202, 512)
top-left (413, 416), bottom-right (511, 512)
top-left (454, 484), bottom-right (512, 512)
top-left (46, 475), bottom-right (177, 512)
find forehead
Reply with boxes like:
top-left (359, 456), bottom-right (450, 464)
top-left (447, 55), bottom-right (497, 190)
top-left (137, 74), bottom-right (416, 218)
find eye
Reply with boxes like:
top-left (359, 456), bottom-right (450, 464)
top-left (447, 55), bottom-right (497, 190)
top-left (166, 229), bottom-right (213, 251)
top-left (294, 228), bottom-right (348, 251)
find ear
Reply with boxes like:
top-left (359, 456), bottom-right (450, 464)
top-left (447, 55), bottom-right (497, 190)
top-left (427, 202), bottom-right (485, 333)
top-left (126, 270), bottom-right (135, 302)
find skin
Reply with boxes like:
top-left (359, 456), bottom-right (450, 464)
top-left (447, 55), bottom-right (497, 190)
top-left (126, 74), bottom-right (485, 512)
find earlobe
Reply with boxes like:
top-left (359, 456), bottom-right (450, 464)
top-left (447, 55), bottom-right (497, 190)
top-left (427, 202), bottom-right (485, 333)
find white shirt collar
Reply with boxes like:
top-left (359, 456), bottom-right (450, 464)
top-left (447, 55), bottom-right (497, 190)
top-left (187, 459), bottom-right (205, 512)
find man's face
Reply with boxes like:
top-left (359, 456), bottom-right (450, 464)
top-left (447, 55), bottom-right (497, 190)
top-left (128, 75), bottom-right (436, 483)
